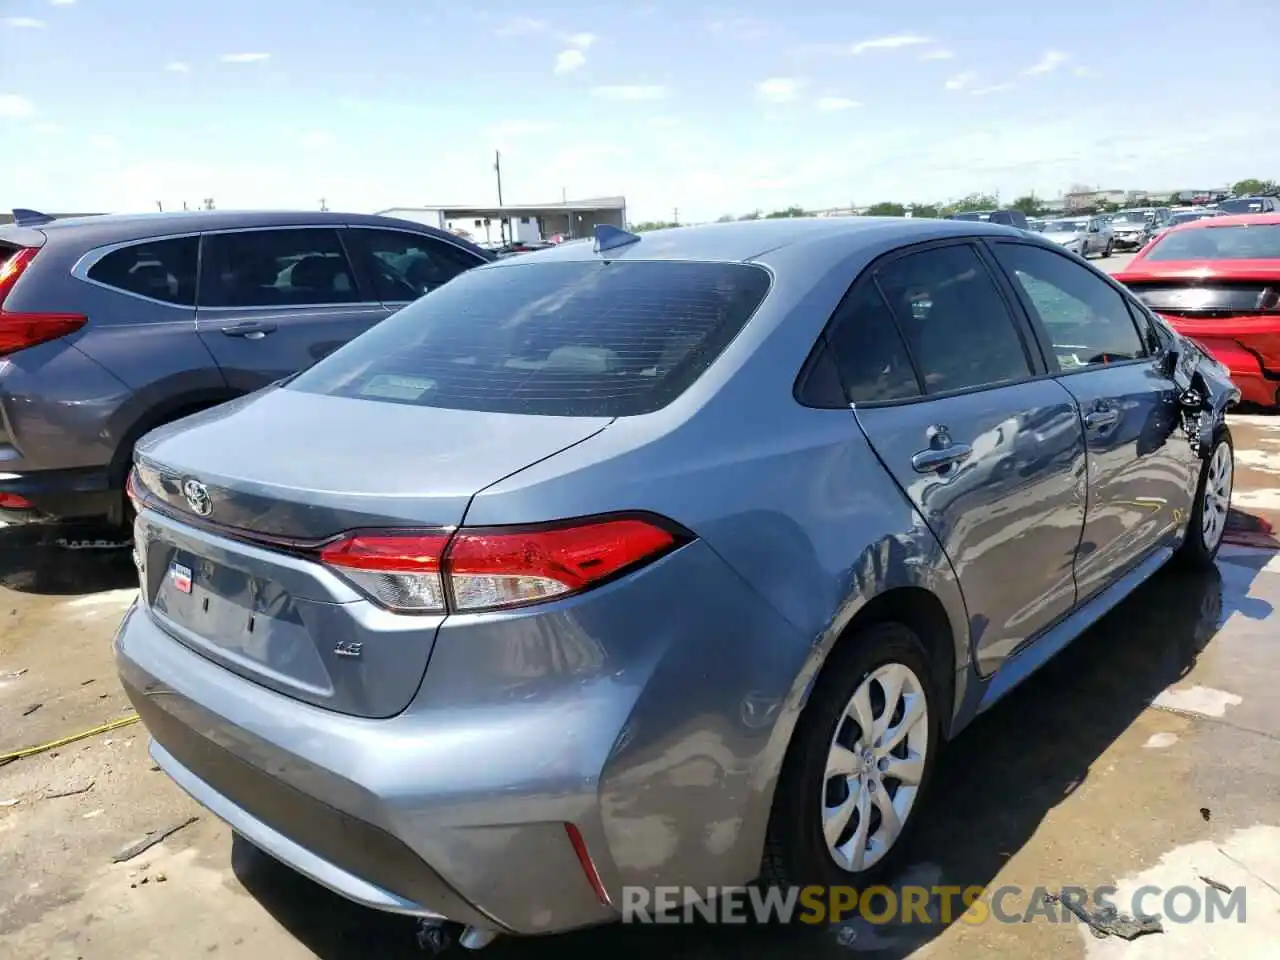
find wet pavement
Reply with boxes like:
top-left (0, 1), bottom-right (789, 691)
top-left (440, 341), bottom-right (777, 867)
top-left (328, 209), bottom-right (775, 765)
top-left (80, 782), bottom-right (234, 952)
top-left (1, 417), bottom-right (1278, 959)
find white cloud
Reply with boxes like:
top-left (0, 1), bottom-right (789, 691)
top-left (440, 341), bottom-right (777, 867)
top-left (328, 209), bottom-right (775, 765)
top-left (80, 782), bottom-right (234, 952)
top-left (494, 16), bottom-right (545, 36)
top-left (0, 94), bottom-right (37, 119)
top-left (590, 85), bottom-right (667, 101)
top-left (555, 49), bottom-right (586, 74)
top-left (33, 120), bottom-right (61, 133)
top-left (219, 52), bottom-right (271, 63)
top-left (4, 17), bottom-right (46, 28)
top-left (564, 32), bottom-right (596, 48)
top-left (944, 71), bottom-right (976, 91)
top-left (851, 34), bottom-right (932, 54)
top-left (971, 83), bottom-right (1015, 96)
top-left (757, 76), bottom-right (805, 103)
top-left (1073, 66), bottom-right (1092, 77)
top-left (921, 48), bottom-right (954, 60)
top-left (165, 61), bottom-right (190, 73)
top-left (707, 16), bottom-right (768, 41)
top-left (816, 96), bottom-right (860, 112)
top-left (1025, 50), bottom-right (1069, 75)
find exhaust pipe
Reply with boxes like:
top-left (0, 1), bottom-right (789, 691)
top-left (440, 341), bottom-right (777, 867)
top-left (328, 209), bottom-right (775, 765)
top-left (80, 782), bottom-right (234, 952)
top-left (415, 919), bottom-right (500, 953)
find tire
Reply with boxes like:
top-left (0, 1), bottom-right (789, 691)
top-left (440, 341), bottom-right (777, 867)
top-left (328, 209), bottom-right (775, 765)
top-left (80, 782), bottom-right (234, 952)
top-left (1175, 428), bottom-right (1234, 569)
top-left (1104, 240), bottom-right (1113, 257)
top-left (762, 622), bottom-right (942, 893)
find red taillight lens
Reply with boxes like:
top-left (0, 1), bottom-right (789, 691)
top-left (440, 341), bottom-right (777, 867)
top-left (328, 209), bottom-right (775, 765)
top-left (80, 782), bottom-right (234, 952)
top-left (0, 247), bottom-right (88, 357)
top-left (0, 492), bottom-right (34, 510)
top-left (317, 515), bottom-right (685, 614)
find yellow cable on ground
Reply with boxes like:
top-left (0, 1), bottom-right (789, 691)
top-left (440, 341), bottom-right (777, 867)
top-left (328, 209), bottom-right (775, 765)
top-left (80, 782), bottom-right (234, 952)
top-left (0, 713), bottom-right (140, 766)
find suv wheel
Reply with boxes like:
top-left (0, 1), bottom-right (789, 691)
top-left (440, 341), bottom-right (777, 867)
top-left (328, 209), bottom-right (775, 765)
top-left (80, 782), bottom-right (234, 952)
top-left (763, 622), bottom-right (940, 891)
top-left (1177, 429), bottom-right (1233, 568)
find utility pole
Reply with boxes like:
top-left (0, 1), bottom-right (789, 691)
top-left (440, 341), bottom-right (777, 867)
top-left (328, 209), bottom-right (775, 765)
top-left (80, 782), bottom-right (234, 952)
top-left (319, 197), bottom-right (328, 211)
top-left (673, 207), bottom-right (679, 226)
top-left (561, 186), bottom-right (567, 203)
top-left (202, 198), bottom-right (215, 210)
top-left (156, 201), bottom-right (163, 212)
top-left (494, 150), bottom-right (505, 244)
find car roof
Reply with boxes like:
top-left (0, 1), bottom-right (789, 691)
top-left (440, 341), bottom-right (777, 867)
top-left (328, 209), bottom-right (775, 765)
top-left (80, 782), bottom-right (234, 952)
top-left (487, 216), bottom-right (1029, 268)
top-left (26, 209), bottom-right (467, 248)
top-left (1175, 212), bottom-right (1280, 229)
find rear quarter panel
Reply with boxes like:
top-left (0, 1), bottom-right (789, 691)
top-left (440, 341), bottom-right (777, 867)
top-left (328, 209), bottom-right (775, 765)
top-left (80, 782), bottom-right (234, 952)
top-left (461, 237), bottom-right (971, 888)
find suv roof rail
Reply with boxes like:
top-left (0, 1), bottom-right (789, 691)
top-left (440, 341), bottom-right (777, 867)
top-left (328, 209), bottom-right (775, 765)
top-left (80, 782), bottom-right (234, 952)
top-left (11, 208), bottom-right (56, 227)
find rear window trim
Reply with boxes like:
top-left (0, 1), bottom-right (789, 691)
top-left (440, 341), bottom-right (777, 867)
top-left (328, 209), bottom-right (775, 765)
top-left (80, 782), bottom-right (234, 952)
top-left (71, 229), bottom-right (206, 310)
top-left (284, 256), bottom-right (776, 419)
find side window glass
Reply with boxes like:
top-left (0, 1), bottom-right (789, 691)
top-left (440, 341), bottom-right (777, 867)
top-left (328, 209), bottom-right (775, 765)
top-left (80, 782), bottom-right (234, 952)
top-left (825, 282), bottom-right (921, 403)
top-left (874, 244), bottom-right (1032, 394)
top-left (994, 243), bottom-right (1146, 370)
top-left (354, 229), bottom-right (481, 301)
top-left (87, 236), bottom-right (199, 306)
top-left (201, 229), bottom-right (359, 308)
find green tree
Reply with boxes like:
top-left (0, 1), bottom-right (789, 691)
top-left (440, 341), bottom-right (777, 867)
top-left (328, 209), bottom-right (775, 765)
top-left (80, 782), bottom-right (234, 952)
top-left (1010, 194), bottom-right (1044, 216)
top-left (631, 220), bottom-right (678, 232)
top-left (864, 201), bottom-right (907, 217)
top-left (715, 214), bottom-right (736, 222)
top-left (943, 192), bottom-right (1000, 215)
top-left (765, 205), bottom-right (808, 219)
top-left (737, 210), bottom-right (762, 221)
top-left (908, 203), bottom-right (940, 219)
top-left (1231, 178), bottom-right (1273, 196)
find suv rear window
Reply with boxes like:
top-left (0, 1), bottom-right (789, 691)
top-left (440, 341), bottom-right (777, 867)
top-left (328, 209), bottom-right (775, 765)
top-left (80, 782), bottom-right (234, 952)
top-left (87, 236), bottom-right (199, 305)
top-left (286, 260), bottom-right (772, 417)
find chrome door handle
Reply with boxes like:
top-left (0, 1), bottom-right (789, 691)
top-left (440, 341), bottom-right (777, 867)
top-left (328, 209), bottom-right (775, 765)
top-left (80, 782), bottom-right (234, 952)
top-left (911, 443), bottom-right (972, 474)
top-left (222, 322), bottom-right (277, 338)
top-left (1084, 409), bottom-right (1119, 430)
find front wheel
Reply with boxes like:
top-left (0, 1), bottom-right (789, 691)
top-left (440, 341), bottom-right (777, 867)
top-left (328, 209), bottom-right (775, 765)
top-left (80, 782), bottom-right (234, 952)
top-left (762, 622), bottom-right (941, 891)
top-left (1176, 430), bottom-right (1234, 568)
top-left (1104, 240), bottom-right (1113, 257)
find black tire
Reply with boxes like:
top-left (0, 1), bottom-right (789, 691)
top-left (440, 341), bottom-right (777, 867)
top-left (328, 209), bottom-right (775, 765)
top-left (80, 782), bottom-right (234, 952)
top-left (1104, 240), bottom-right (1113, 257)
top-left (1175, 428), bottom-right (1234, 570)
top-left (762, 621), bottom-right (942, 893)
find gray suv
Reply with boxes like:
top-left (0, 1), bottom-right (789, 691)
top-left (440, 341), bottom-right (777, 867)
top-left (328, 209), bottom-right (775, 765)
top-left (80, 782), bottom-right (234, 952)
top-left (0, 209), bottom-right (490, 526)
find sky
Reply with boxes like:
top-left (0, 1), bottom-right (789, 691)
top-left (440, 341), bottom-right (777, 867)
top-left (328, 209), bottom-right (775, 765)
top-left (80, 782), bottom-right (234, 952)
top-left (1, 0), bottom-right (1277, 222)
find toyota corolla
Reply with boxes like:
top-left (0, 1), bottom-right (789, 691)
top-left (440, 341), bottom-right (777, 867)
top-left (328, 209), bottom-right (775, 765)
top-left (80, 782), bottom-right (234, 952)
top-left (116, 217), bottom-right (1238, 950)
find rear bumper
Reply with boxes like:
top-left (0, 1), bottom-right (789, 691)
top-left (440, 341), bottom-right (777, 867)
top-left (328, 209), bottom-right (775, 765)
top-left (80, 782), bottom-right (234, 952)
top-left (1112, 234), bottom-right (1146, 250)
top-left (114, 537), bottom-right (810, 936)
top-left (0, 464), bottom-right (117, 522)
top-left (1162, 316), bottom-right (1280, 409)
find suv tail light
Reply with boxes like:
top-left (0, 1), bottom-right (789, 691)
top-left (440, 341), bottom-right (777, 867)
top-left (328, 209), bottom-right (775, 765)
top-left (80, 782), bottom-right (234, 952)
top-left (318, 514), bottom-right (689, 614)
top-left (0, 247), bottom-right (88, 357)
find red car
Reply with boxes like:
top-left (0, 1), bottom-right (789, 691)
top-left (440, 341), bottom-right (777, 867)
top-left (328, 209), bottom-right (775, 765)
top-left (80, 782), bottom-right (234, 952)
top-left (1116, 212), bottom-right (1280, 409)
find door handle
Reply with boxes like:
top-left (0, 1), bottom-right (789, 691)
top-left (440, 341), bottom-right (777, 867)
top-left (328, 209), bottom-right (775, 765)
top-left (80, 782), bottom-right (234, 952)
top-left (221, 322), bottom-right (278, 338)
top-left (1084, 409), bottom-right (1119, 430)
top-left (911, 443), bottom-right (972, 474)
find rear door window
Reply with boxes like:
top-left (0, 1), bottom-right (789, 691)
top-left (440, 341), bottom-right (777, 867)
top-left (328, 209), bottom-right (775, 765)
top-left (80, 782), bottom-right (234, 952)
top-left (86, 236), bottom-right (199, 306)
top-left (286, 260), bottom-right (772, 417)
top-left (873, 244), bottom-right (1034, 394)
top-left (347, 228), bottom-right (484, 301)
top-left (824, 282), bottom-right (921, 403)
top-left (200, 228), bottom-right (361, 308)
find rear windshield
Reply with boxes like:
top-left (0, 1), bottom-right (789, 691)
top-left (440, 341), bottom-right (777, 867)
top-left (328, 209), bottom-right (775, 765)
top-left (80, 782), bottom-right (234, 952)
top-left (286, 259), bottom-right (772, 417)
top-left (1144, 224), bottom-right (1280, 261)
top-left (1216, 198), bottom-right (1269, 214)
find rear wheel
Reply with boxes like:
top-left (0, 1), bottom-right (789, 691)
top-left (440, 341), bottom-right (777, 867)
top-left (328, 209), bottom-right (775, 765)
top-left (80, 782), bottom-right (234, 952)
top-left (763, 622), bottom-right (941, 892)
top-left (1103, 239), bottom-right (1113, 257)
top-left (1176, 429), bottom-right (1233, 569)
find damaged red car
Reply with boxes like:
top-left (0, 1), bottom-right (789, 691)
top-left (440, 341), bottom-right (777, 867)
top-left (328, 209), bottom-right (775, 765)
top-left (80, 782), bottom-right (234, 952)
top-left (1116, 213), bottom-right (1280, 409)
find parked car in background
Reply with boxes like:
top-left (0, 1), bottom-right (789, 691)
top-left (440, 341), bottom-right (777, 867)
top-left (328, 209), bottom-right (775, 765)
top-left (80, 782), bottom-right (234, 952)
top-left (0, 209), bottom-right (491, 526)
top-left (1111, 208), bottom-right (1159, 251)
top-left (117, 216), bottom-right (1236, 951)
top-left (1153, 208), bottom-right (1223, 241)
top-left (1216, 196), bottom-right (1280, 215)
top-left (1027, 218), bottom-right (1047, 233)
top-left (946, 209), bottom-right (1030, 229)
top-left (1117, 212), bottom-right (1280, 409)
top-left (1038, 216), bottom-right (1114, 259)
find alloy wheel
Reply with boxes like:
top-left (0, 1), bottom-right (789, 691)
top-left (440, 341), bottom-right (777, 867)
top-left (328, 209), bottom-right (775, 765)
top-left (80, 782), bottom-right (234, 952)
top-left (821, 662), bottom-right (930, 872)
top-left (1201, 440), bottom-right (1233, 552)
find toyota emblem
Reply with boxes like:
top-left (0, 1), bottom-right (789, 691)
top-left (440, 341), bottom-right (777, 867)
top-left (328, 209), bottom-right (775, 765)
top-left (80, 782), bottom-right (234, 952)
top-left (182, 478), bottom-right (212, 517)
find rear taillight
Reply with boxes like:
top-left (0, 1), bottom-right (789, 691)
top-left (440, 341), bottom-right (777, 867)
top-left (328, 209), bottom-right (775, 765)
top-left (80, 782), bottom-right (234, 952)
top-left (318, 514), bottom-right (688, 614)
top-left (0, 492), bottom-right (34, 510)
top-left (0, 247), bottom-right (87, 357)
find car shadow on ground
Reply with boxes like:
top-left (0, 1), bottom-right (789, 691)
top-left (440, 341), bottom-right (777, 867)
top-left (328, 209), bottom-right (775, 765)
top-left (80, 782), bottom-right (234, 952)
top-left (0, 522), bottom-right (135, 596)
top-left (229, 559), bottom-right (1271, 959)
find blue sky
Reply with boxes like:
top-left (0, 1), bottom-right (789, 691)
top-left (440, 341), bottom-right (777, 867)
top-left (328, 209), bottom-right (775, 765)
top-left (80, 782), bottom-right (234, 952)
top-left (2, 0), bottom-right (1277, 221)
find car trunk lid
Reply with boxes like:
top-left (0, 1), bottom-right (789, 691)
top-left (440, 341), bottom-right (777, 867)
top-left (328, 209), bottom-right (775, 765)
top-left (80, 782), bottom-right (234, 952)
top-left (132, 386), bottom-right (611, 717)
